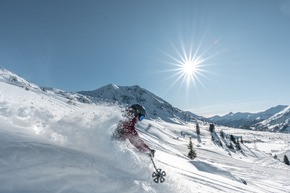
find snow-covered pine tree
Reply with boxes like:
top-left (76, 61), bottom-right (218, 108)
top-left (235, 141), bottom-right (241, 150)
top-left (230, 134), bottom-right (237, 144)
top-left (220, 130), bottom-right (224, 138)
top-left (209, 124), bottom-right (215, 132)
top-left (196, 122), bottom-right (200, 135)
top-left (284, 155), bottom-right (289, 165)
top-left (188, 137), bottom-right (197, 159)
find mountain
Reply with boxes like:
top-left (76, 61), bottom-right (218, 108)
top-left (255, 106), bottom-right (290, 132)
top-left (1, 67), bottom-right (289, 193)
top-left (208, 105), bottom-right (289, 131)
top-left (79, 84), bottom-right (290, 132)
top-left (79, 84), bottom-right (200, 124)
top-left (0, 67), bottom-right (93, 105)
top-left (0, 67), bottom-right (39, 90)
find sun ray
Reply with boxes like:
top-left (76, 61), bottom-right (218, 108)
top-left (161, 37), bottom-right (216, 92)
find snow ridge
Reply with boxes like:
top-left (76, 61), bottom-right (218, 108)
top-left (0, 67), bottom-right (39, 89)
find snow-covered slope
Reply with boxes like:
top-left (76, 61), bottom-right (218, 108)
top-left (0, 67), bottom-right (39, 90)
top-left (79, 84), bottom-right (200, 123)
top-left (255, 106), bottom-right (290, 132)
top-left (1, 68), bottom-right (290, 193)
top-left (208, 105), bottom-right (288, 131)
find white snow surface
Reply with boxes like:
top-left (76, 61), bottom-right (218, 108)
top-left (0, 72), bottom-right (290, 193)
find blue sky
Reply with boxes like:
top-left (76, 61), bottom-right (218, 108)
top-left (1, 0), bottom-right (290, 117)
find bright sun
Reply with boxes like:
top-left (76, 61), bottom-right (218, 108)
top-left (183, 60), bottom-right (197, 76)
top-left (161, 36), bottom-right (217, 91)
top-left (165, 47), bottom-right (207, 89)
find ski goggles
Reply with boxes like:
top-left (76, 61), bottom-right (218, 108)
top-left (139, 114), bottom-right (145, 121)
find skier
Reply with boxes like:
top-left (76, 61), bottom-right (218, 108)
top-left (113, 104), bottom-right (155, 157)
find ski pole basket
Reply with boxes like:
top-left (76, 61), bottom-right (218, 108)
top-left (152, 168), bottom-right (166, 183)
top-left (150, 155), bottom-right (166, 183)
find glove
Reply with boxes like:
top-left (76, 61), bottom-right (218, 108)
top-left (149, 149), bottom-right (155, 157)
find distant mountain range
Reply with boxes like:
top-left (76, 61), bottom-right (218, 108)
top-left (1, 67), bottom-right (289, 132)
top-left (208, 105), bottom-right (290, 132)
top-left (78, 84), bottom-right (290, 132)
top-left (79, 84), bottom-right (290, 132)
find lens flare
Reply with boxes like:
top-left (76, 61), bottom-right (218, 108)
top-left (161, 38), bottom-right (213, 91)
top-left (178, 55), bottom-right (204, 86)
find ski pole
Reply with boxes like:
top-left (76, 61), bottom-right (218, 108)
top-left (149, 155), bottom-right (166, 183)
top-left (150, 155), bottom-right (158, 170)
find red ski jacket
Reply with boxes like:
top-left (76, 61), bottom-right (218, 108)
top-left (114, 118), bottom-right (150, 152)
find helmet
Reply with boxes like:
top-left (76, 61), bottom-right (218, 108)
top-left (130, 104), bottom-right (146, 121)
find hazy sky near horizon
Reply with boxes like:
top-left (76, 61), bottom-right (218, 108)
top-left (1, 0), bottom-right (290, 117)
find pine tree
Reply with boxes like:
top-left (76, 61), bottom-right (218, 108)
top-left (209, 124), bottom-right (215, 132)
top-left (284, 155), bottom-right (290, 165)
top-left (235, 141), bottom-right (241, 150)
top-left (196, 123), bottom-right (200, 135)
top-left (188, 137), bottom-right (197, 159)
top-left (220, 130), bottom-right (224, 138)
top-left (230, 134), bottom-right (237, 144)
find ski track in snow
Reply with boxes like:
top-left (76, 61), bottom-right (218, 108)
top-left (0, 79), bottom-right (290, 193)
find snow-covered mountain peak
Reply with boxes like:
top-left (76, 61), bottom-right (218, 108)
top-left (101, 83), bottom-right (120, 90)
top-left (255, 106), bottom-right (290, 132)
top-left (79, 84), bottom-right (198, 123)
top-left (0, 67), bottom-right (39, 89)
top-left (208, 105), bottom-right (289, 131)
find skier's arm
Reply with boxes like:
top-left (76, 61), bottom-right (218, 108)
top-left (128, 130), bottom-right (151, 152)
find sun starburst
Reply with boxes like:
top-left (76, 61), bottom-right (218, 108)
top-left (162, 39), bottom-right (211, 91)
